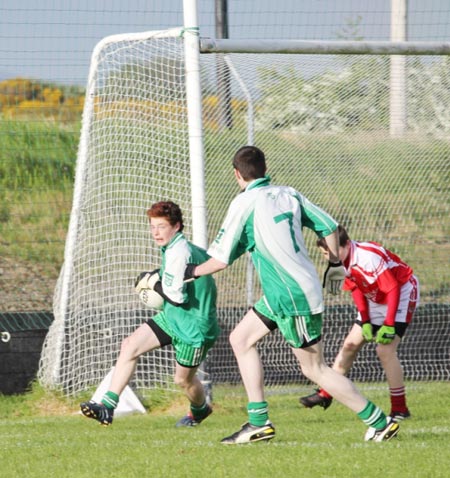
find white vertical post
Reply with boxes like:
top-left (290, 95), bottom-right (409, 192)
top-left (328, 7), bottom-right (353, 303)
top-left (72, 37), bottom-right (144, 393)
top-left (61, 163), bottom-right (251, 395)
top-left (390, 0), bottom-right (408, 137)
top-left (183, 0), bottom-right (207, 250)
top-left (183, 0), bottom-right (211, 402)
top-left (50, 38), bottom-right (104, 385)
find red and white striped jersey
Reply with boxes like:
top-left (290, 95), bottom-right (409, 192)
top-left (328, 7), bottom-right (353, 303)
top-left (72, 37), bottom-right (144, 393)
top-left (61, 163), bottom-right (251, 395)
top-left (343, 240), bottom-right (413, 304)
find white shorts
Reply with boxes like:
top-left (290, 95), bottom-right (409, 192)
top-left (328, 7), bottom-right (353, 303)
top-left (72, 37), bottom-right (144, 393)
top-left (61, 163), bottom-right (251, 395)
top-left (357, 275), bottom-right (420, 326)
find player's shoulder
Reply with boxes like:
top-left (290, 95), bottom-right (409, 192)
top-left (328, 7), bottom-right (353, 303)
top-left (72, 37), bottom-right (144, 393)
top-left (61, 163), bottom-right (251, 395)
top-left (166, 233), bottom-right (190, 255)
top-left (355, 241), bottom-right (387, 257)
top-left (352, 241), bottom-right (385, 269)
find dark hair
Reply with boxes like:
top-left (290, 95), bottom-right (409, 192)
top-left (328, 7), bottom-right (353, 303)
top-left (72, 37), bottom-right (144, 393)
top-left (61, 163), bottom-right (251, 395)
top-left (147, 201), bottom-right (184, 232)
top-left (316, 225), bottom-right (350, 249)
top-left (232, 145), bottom-right (267, 181)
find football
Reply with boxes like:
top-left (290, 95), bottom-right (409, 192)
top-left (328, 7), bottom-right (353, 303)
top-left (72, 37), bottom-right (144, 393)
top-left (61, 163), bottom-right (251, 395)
top-left (138, 288), bottom-right (164, 310)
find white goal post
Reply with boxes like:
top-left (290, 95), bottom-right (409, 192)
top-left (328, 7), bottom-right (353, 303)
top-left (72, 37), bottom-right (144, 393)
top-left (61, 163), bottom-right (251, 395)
top-left (38, 8), bottom-right (450, 395)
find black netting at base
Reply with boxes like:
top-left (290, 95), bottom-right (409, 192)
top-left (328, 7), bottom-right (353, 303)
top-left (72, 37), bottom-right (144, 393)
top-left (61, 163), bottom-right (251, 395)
top-left (207, 304), bottom-right (450, 385)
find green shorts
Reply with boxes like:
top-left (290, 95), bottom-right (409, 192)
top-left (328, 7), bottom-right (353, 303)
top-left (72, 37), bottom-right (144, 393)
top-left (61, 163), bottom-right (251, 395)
top-left (149, 312), bottom-right (215, 368)
top-left (254, 297), bottom-right (323, 348)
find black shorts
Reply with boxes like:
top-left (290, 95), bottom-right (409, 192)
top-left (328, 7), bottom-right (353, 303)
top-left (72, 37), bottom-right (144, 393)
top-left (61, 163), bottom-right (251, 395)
top-left (146, 319), bottom-right (172, 346)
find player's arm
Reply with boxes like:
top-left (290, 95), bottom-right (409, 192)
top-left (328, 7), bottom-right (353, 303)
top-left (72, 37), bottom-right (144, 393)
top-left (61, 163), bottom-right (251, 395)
top-left (377, 269), bottom-right (401, 327)
top-left (152, 281), bottom-right (183, 306)
top-left (321, 229), bottom-right (346, 295)
top-left (322, 229), bottom-right (340, 264)
top-left (351, 287), bottom-right (370, 323)
top-left (186, 196), bottom-right (249, 281)
top-left (184, 257), bottom-right (228, 281)
top-left (157, 245), bottom-right (192, 306)
top-left (375, 269), bottom-right (400, 343)
top-left (297, 195), bottom-right (345, 294)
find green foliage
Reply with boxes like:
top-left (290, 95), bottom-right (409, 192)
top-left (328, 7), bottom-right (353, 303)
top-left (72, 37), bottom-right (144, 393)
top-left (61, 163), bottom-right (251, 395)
top-left (0, 382), bottom-right (449, 478)
top-left (0, 120), bottom-right (79, 189)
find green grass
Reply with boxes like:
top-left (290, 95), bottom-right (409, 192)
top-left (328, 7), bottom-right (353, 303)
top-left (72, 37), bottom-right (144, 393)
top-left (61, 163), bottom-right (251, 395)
top-left (1, 382), bottom-right (449, 478)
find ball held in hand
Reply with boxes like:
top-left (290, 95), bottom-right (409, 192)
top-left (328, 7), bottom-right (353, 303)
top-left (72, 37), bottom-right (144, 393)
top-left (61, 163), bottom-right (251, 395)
top-left (138, 288), bottom-right (164, 310)
top-left (135, 269), bottom-right (160, 293)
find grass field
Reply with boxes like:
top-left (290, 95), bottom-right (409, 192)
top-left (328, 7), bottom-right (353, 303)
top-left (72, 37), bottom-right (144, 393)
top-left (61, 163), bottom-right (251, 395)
top-left (1, 381), bottom-right (449, 478)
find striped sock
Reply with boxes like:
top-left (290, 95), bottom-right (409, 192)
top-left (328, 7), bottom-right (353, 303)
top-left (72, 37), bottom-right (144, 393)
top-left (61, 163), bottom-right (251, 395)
top-left (390, 386), bottom-right (408, 414)
top-left (190, 401), bottom-right (209, 419)
top-left (101, 391), bottom-right (119, 410)
top-left (247, 401), bottom-right (269, 426)
top-left (357, 400), bottom-right (387, 430)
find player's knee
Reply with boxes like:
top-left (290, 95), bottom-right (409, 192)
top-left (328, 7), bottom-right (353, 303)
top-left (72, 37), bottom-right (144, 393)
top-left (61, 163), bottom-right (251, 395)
top-left (376, 344), bottom-right (397, 362)
top-left (173, 374), bottom-right (188, 389)
top-left (119, 336), bottom-right (139, 360)
top-left (341, 340), bottom-right (360, 355)
top-left (229, 329), bottom-right (244, 353)
top-left (299, 361), bottom-right (323, 382)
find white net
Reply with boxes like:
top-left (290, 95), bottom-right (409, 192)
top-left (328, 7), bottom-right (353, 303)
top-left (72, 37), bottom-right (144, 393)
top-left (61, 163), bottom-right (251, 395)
top-left (39, 31), bottom-right (450, 395)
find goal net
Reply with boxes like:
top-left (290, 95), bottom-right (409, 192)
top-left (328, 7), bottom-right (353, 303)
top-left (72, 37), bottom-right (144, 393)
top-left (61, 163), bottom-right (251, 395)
top-left (39, 29), bottom-right (450, 395)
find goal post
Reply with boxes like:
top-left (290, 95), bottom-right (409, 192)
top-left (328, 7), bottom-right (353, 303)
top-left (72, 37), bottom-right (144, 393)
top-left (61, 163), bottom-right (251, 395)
top-left (39, 25), bottom-right (450, 394)
top-left (38, 27), bottom-right (194, 393)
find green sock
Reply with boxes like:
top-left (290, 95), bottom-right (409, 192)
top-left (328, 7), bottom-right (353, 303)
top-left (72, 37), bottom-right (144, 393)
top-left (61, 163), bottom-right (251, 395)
top-left (357, 400), bottom-right (387, 430)
top-left (190, 401), bottom-right (209, 419)
top-left (247, 401), bottom-right (269, 426)
top-left (101, 391), bottom-right (119, 410)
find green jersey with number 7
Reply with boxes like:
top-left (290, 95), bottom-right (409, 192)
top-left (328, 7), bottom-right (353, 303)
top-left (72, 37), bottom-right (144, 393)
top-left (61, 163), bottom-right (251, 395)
top-left (207, 176), bottom-right (338, 316)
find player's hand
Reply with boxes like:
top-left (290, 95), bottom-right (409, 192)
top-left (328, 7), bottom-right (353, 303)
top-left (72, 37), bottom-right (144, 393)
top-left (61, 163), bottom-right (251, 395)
top-left (361, 323), bottom-right (374, 342)
top-left (134, 269), bottom-right (160, 293)
top-left (322, 261), bottom-right (345, 295)
top-left (376, 325), bottom-right (396, 344)
top-left (184, 263), bottom-right (198, 282)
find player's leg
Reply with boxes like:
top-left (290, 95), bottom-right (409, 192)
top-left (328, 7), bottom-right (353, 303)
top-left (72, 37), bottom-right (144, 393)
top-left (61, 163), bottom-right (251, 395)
top-left (229, 307), bottom-right (272, 402)
top-left (80, 319), bottom-right (165, 426)
top-left (372, 277), bottom-right (418, 421)
top-left (110, 321), bottom-right (163, 393)
top-left (333, 323), bottom-right (366, 374)
top-left (174, 341), bottom-right (214, 427)
top-left (300, 323), bottom-right (365, 409)
top-left (221, 307), bottom-right (276, 444)
top-left (375, 335), bottom-right (410, 419)
top-left (295, 341), bottom-right (369, 413)
top-left (292, 315), bottom-right (398, 441)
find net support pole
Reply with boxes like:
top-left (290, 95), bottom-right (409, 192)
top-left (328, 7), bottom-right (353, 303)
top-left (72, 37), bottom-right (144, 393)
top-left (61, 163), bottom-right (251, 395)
top-left (183, 0), bottom-right (207, 250)
top-left (390, 0), bottom-right (408, 137)
top-left (183, 0), bottom-right (212, 402)
top-left (200, 38), bottom-right (450, 55)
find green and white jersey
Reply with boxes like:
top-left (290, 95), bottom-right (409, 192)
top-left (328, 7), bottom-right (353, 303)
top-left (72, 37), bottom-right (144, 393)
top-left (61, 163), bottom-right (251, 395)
top-left (207, 176), bottom-right (338, 316)
top-left (160, 232), bottom-right (219, 347)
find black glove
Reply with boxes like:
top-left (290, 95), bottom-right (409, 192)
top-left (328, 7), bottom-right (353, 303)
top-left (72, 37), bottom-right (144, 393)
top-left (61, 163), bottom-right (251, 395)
top-left (184, 263), bottom-right (198, 282)
top-left (134, 269), bottom-right (160, 292)
top-left (322, 261), bottom-right (345, 295)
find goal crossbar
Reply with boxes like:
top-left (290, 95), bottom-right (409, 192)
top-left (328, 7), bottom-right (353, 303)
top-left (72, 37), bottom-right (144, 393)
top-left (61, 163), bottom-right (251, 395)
top-left (200, 39), bottom-right (450, 56)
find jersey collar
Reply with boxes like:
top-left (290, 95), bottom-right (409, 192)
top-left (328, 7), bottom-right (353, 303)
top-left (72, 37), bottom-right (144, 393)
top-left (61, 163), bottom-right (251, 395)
top-left (246, 175), bottom-right (271, 191)
top-left (161, 231), bottom-right (184, 252)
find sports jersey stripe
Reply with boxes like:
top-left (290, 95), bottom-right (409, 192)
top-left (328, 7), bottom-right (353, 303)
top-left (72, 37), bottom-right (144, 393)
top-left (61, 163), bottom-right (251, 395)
top-left (295, 316), bottom-right (310, 342)
top-left (296, 192), bottom-right (338, 236)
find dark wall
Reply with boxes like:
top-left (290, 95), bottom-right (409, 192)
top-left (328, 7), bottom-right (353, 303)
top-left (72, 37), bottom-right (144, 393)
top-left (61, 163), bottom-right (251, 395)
top-left (207, 304), bottom-right (450, 385)
top-left (0, 328), bottom-right (48, 394)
